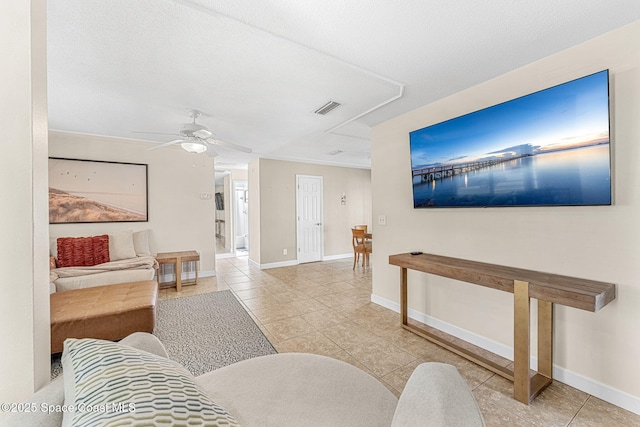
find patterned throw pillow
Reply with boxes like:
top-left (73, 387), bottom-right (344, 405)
top-left (61, 338), bottom-right (239, 427)
top-left (56, 235), bottom-right (110, 267)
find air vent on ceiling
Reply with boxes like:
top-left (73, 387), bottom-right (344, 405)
top-left (314, 100), bottom-right (341, 115)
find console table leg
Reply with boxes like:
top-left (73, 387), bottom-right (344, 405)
top-left (514, 280), bottom-right (531, 404)
top-left (538, 300), bottom-right (553, 378)
top-left (400, 268), bottom-right (408, 325)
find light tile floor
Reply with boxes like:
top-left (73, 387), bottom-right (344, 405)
top-left (158, 257), bottom-right (640, 427)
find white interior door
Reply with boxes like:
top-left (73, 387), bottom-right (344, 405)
top-left (296, 175), bottom-right (323, 263)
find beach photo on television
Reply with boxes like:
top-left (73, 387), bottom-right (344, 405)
top-left (410, 70), bottom-right (611, 208)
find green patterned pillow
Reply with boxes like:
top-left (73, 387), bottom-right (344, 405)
top-left (61, 338), bottom-right (239, 426)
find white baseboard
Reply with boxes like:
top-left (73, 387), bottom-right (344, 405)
top-left (249, 258), bottom-right (299, 270)
top-left (322, 253), bottom-right (353, 261)
top-left (249, 254), bottom-right (352, 269)
top-left (370, 293), bottom-right (640, 416)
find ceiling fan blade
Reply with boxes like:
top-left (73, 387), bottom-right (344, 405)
top-left (132, 131), bottom-right (181, 136)
top-left (147, 139), bottom-right (184, 150)
top-left (193, 129), bottom-right (212, 138)
top-left (206, 138), bottom-right (252, 153)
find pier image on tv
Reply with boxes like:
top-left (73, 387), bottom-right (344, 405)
top-left (409, 70), bottom-right (611, 208)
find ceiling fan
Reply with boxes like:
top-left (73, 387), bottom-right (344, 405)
top-left (134, 109), bottom-right (252, 157)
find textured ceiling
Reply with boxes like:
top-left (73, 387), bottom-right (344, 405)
top-left (47, 1), bottom-right (640, 169)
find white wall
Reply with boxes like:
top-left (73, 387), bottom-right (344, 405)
top-left (49, 131), bottom-right (217, 274)
top-left (0, 0), bottom-right (50, 405)
top-left (371, 21), bottom-right (640, 413)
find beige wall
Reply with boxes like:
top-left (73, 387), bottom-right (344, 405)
top-left (231, 169), bottom-right (248, 181)
top-left (49, 131), bottom-right (217, 273)
top-left (371, 21), bottom-right (640, 412)
top-left (250, 158), bottom-right (371, 266)
top-left (0, 0), bottom-right (50, 404)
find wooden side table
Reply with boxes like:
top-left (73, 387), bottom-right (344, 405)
top-left (155, 250), bottom-right (200, 291)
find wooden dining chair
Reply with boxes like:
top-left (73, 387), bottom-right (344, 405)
top-left (352, 228), bottom-right (372, 269)
top-left (354, 224), bottom-right (372, 244)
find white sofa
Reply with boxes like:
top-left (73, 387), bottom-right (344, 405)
top-left (49, 230), bottom-right (157, 293)
top-left (3, 333), bottom-right (485, 426)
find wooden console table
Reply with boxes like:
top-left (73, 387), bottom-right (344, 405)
top-left (155, 250), bottom-right (200, 291)
top-left (389, 252), bottom-right (615, 404)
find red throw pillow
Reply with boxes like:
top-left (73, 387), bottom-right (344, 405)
top-left (56, 235), bottom-right (110, 268)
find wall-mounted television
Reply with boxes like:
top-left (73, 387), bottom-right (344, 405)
top-left (409, 70), bottom-right (611, 208)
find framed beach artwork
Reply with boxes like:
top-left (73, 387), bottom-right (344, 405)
top-left (49, 158), bottom-right (148, 223)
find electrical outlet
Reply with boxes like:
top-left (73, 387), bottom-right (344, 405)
top-left (283, 249), bottom-right (288, 255)
top-left (378, 215), bottom-right (387, 226)
top-left (200, 193), bottom-right (212, 200)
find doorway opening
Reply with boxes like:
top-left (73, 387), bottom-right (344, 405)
top-left (215, 173), bottom-right (250, 259)
top-left (233, 180), bottom-right (249, 256)
top-left (215, 171), bottom-right (233, 258)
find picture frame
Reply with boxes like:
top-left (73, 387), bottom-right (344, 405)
top-left (409, 70), bottom-right (611, 208)
top-left (48, 157), bottom-right (148, 223)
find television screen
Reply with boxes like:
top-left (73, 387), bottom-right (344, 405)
top-left (409, 70), bottom-right (611, 208)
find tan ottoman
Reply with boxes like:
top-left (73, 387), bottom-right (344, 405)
top-left (50, 280), bottom-right (158, 353)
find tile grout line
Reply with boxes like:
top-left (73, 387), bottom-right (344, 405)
top-left (565, 394), bottom-right (591, 426)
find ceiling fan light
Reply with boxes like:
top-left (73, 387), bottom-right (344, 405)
top-left (193, 129), bottom-right (212, 138)
top-left (181, 141), bottom-right (207, 154)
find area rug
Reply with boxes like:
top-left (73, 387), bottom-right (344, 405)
top-left (51, 290), bottom-right (276, 379)
top-left (154, 290), bottom-right (277, 375)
